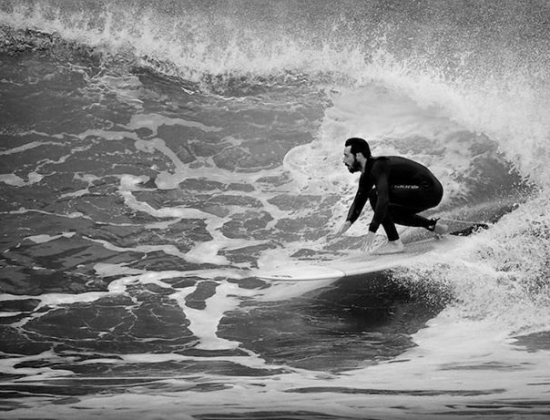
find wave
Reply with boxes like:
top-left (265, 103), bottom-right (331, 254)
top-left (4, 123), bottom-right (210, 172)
top-left (2, 0), bottom-right (550, 334)
top-left (2, 0), bottom-right (550, 186)
top-left (391, 193), bottom-right (550, 336)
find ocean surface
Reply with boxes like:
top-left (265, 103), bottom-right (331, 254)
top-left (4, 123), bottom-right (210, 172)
top-left (1, 1), bottom-right (550, 419)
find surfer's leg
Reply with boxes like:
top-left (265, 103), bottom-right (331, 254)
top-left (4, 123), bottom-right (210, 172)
top-left (381, 214), bottom-right (400, 241)
top-left (390, 207), bottom-right (432, 228)
top-left (369, 190), bottom-right (400, 241)
top-left (388, 184), bottom-right (446, 233)
top-left (390, 207), bottom-right (448, 235)
top-left (368, 190), bottom-right (404, 254)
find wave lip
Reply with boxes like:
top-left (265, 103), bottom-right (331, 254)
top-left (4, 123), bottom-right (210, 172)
top-left (3, 1), bottom-right (550, 190)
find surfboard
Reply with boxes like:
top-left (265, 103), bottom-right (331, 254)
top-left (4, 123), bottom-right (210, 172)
top-left (256, 234), bottom-right (468, 282)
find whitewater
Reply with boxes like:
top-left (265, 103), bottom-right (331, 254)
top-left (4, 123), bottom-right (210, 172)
top-left (1, 1), bottom-right (550, 419)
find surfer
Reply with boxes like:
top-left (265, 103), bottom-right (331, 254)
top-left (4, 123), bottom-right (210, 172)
top-left (335, 137), bottom-right (448, 254)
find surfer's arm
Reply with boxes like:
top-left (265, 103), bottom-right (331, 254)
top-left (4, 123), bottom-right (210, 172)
top-left (362, 231), bottom-right (377, 252)
top-left (345, 178), bottom-right (370, 225)
top-left (336, 220), bottom-right (352, 236)
top-left (368, 160), bottom-right (390, 233)
top-left (361, 165), bottom-right (389, 252)
top-left (334, 180), bottom-right (369, 237)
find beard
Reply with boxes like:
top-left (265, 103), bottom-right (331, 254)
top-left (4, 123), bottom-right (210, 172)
top-left (346, 157), bottom-right (361, 173)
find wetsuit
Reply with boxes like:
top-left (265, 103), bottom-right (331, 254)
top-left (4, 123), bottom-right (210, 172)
top-left (346, 156), bottom-right (443, 241)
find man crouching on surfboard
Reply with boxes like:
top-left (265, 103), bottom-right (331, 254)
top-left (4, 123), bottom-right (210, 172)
top-left (335, 137), bottom-right (448, 255)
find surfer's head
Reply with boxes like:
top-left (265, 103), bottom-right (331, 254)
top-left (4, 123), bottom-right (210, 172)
top-left (343, 137), bottom-right (371, 173)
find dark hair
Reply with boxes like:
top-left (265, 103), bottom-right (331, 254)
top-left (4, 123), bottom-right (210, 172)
top-left (345, 137), bottom-right (371, 159)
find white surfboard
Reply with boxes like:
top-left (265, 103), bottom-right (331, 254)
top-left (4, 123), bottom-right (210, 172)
top-left (256, 235), bottom-right (465, 282)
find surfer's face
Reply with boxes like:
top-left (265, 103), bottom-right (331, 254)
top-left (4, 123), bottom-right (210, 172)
top-left (343, 146), bottom-right (361, 173)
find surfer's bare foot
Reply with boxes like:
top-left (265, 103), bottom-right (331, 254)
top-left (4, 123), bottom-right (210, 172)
top-left (372, 239), bottom-right (405, 255)
top-left (429, 219), bottom-right (448, 237)
top-left (433, 221), bottom-right (448, 236)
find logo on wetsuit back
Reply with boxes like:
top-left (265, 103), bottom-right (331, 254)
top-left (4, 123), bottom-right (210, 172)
top-left (393, 185), bottom-right (420, 190)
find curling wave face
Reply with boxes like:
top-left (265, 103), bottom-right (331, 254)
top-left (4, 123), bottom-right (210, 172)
top-left (1, 1), bottom-right (550, 418)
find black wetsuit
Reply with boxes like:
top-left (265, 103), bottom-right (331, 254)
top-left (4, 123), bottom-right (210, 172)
top-left (346, 156), bottom-right (443, 241)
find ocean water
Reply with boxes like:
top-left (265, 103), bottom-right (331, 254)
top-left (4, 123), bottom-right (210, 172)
top-left (1, 1), bottom-right (550, 419)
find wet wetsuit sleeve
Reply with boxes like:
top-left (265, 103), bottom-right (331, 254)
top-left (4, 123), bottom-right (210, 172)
top-left (345, 174), bottom-right (372, 225)
top-left (368, 159), bottom-right (390, 233)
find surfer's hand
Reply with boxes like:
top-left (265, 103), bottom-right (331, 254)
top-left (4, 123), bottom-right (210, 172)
top-left (336, 221), bottom-right (351, 236)
top-left (362, 231), bottom-right (376, 252)
top-left (327, 221), bottom-right (351, 242)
